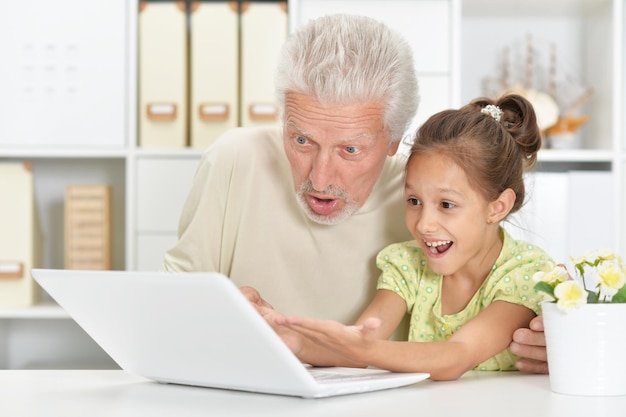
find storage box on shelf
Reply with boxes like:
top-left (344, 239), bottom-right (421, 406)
top-left (0, 162), bottom-right (40, 308)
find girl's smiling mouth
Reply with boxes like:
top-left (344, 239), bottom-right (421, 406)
top-left (425, 240), bottom-right (453, 254)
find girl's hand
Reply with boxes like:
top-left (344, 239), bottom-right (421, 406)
top-left (277, 316), bottom-right (382, 364)
top-left (260, 306), bottom-right (311, 355)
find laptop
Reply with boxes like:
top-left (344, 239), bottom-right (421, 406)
top-left (31, 269), bottom-right (429, 398)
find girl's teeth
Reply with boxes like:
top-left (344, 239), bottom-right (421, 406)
top-left (426, 240), bottom-right (452, 254)
top-left (426, 241), bottom-right (450, 247)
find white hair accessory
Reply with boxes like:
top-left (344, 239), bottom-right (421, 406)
top-left (480, 104), bottom-right (503, 122)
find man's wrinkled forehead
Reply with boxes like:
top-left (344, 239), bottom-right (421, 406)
top-left (286, 121), bottom-right (378, 144)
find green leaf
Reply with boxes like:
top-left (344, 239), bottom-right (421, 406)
top-left (534, 282), bottom-right (555, 298)
top-left (611, 285), bottom-right (626, 303)
top-left (587, 289), bottom-right (599, 303)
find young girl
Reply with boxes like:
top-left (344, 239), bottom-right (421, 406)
top-left (274, 94), bottom-right (555, 381)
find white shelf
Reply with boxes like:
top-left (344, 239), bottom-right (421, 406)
top-left (462, 0), bottom-right (605, 17)
top-left (23, 147), bottom-right (606, 163)
top-left (0, 302), bottom-right (68, 319)
top-left (538, 149), bottom-right (615, 163)
top-left (0, 148), bottom-right (129, 159)
top-left (133, 148), bottom-right (205, 159)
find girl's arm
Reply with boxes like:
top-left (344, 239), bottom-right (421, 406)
top-left (284, 294), bottom-right (535, 380)
top-left (274, 289), bottom-right (407, 367)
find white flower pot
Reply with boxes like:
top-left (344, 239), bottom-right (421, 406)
top-left (542, 301), bottom-right (626, 396)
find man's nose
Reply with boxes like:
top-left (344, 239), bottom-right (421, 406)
top-left (309, 152), bottom-right (336, 192)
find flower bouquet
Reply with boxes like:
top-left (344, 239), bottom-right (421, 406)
top-left (533, 249), bottom-right (626, 396)
top-left (533, 249), bottom-right (626, 311)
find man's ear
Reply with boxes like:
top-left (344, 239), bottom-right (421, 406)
top-left (488, 188), bottom-right (516, 224)
top-left (387, 140), bottom-right (401, 156)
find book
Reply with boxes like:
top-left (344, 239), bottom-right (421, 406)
top-left (65, 185), bottom-right (112, 270)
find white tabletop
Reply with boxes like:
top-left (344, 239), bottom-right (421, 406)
top-left (1, 370), bottom-right (624, 417)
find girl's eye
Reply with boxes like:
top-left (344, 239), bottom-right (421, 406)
top-left (441, 201), bottom-right (455, 209)
top-left (296, 136), bottom-right (307, 145)
top-left (407, 197), bottom-right (420, 206)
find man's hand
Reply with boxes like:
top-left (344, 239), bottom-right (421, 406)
top-left (510, 315), bottom-right (549, 374)
top-left (239, 286), bottom-right (305, 354)
top-left (240, 286), bottom-right (274, 312)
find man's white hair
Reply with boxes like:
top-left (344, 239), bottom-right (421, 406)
top-left (274, 14), bottom-right (420, 143)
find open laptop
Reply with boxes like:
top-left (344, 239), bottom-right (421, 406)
top-left (31, 269), bottom-right (429, 398)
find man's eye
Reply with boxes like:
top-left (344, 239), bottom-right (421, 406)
top-left (296, 136), bottom-right (307, 145)
top-left (346, 146), bottom-right (357, 154)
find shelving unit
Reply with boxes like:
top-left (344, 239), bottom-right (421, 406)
top-left (0, 0), bottom-right (623, 369)
top-left (459, 0), bottom-right (624, 263)
top-left (0, 0), bottom-right (199, 369)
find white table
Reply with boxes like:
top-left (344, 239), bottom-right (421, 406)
top-left (1, 370), bottom-right (624, 416)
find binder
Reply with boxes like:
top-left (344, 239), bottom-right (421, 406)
top-left (189, 1), bottom-right (239, 149)
top-left (0, 162), bottom-right (41, 307)
top-left (64, 185), bottom-right (112, 270)
top-left (138, 1), bottom-right (188, 148)
top-left (240, 1), bottom-right (288, 127)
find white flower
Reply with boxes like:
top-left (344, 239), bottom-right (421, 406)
top-left (533, 265), bottom-right (568, 285)
top-left (571, 248), bottom-right (616, 267)
top-left (596, 261), bottom-right (626, 298)
top-left (534, 249), bottom-right (626, 312)
top-left (594, 249), bottom-right (617, 262)
top-left (554, 280), bottom-right (588, 312)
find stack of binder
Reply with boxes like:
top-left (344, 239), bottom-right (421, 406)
top-left (138, 0), bottom-right (287, 149)
top-left (0, 162), bottom-right (41, 307)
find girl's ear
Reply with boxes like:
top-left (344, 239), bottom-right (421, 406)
top-left (487, 188), bottom-right (516, 224)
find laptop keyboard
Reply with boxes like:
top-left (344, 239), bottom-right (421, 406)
top-left (309, 368), bottom-right (382, 383)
